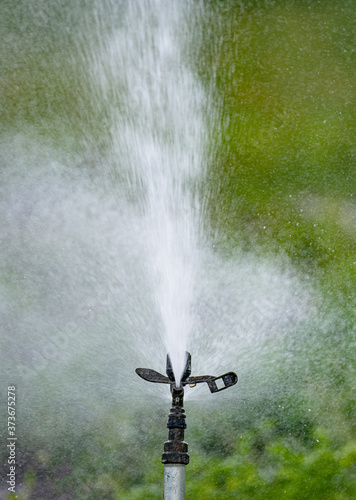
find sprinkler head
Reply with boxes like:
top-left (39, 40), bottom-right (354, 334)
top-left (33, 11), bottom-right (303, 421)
top-left (135, 352), bottom-right (238, 467)
top-left (136, 351), bottom-right (237, 393)
top-left (166, 351), bottom-right (191, 386)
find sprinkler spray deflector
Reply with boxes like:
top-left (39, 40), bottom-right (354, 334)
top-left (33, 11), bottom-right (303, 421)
top-left (136, 351), bottom-right (238, 393)
top-left (136, 352), bottom-right (237, 499)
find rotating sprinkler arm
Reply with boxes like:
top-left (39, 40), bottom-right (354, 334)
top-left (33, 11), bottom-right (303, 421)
top-left (135, 352), bottom-right (238, 500)
top-left (135, 352), bottom-right (238, 393)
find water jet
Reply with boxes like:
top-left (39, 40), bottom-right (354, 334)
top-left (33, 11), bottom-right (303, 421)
top-left (136, 351), bottom-right (238, 499)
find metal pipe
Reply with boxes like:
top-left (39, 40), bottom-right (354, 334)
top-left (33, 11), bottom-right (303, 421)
top-left (163, 464), bottom-right (186, 500)
top-left (162, 387), bottom-right (189, 464)
top-left (162, 385), bottom-right (189, 499)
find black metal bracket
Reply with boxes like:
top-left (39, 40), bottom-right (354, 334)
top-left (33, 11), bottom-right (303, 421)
top-left (135, 351), bottom-right (238, 393)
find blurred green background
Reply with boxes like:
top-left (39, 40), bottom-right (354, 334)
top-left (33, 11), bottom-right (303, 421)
top-left (1, 0), bottom-right (355, 498)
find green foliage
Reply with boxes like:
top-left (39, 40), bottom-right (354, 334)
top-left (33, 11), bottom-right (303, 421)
top-left (10, 423), bottom-right (355, 499)
top-left (200, 0), bottom-right (356, 306)
top-left (125, 427), bottom-right (356, 499)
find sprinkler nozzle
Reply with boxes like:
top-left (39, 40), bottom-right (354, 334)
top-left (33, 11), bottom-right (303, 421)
top-left (166, 351), bottom-right (191, 386)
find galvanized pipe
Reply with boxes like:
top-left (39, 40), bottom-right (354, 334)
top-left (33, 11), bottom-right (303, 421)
top-left (163, 464), bottom-right (186, 500)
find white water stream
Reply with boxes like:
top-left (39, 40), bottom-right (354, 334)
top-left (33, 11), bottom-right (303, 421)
top-left (92, 0), bottom-right (209, 383)
top-left (0, 0), bottom-right (320, 437)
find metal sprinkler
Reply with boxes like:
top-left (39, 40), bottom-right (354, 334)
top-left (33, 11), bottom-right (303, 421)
top-left (136, 352), bottom-right (238, 500)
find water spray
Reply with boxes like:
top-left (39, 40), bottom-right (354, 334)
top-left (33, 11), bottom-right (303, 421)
top-left (136, 352), bottom-right (238, 499)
